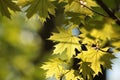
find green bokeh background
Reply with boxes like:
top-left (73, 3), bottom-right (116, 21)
top-left (0, 12), bottom-right (47, 80)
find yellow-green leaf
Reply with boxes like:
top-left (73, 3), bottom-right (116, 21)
top-left (17, 0), bottom-right (32, 6)
top-left (0, 0), bottom-right (20, 18)
top-left (26, 0), bottom-right (55, 23)
top-left (65, 0), bottom-right (98, 16)
top-left (77, 46), bottom-right (115, 75)
top-left (49, 27), bottom-right (81, 59)
top-left (65, 69), bottom-right (83, 80)
top-left (41, 58), bottom-right (68, 79)
top-left (65, 70), bottom-right (75, 80)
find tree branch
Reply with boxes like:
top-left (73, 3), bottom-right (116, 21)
top-left (83, 5), bottom-right (108, 17)
top-left (76, 0), bottom-right (108, 17)
top-left (96, 0), bottom-right (120, 25)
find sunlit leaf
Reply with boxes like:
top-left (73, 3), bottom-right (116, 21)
top-left (49, 26), bottom-right (81, 59)
top-left (65, 70), bottom-right (75, 80)
top-left (17, 0), bottom-right (32, 6)
top-left (58, 0), bottom-right (73, 3)
top-left (77, 46), bottom-right (115, 75)
top-left (41, 58), bottom-right (68, 79)
top-left (65, 69), bottom-right (83, 80)
top-left (65, 0), bottom-right (98, 16)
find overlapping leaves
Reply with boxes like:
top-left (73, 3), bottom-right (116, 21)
top-left (41, 58), bottom-right (84, 80)
top-left (26, 0), bottom-right (55, 23)
top-left (0, 0), bottom-right (20, 18)
top-left (41, 58), bottom-right (68, 80)
top-left (65, 69), bottom-right (83, 80)
top-left (77, 46), bottom-right (116, 75)
top-left (16, 0), bottom-right (32, 6)
top-left (48, 27), bottom-right (81, 59)
top-left (65, 0), bottom-right (98, 16)
top-left (46, 24), bottom-right (116, 80)
top-left (79, 61), bottom-right (94, 80)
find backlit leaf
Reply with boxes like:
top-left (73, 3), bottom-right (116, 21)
top-left (0, 0), bottom-right (20, 18)
top-left (65, 69), bottom-right (83, 80)
top-left (77, 46), bottom-right (115, 75)
top-left (65, 0), bottom-right (98, 16)
top-left (26, 0), bottom-right (55, 23)
top-left (41, 58), bottom-right (68, 79)
top-left (17, 0), bottom-right (32, 6)
top-left (79, 61), bottom-right (94, 80)
top-left (49, 26), bottom-right (81, 59)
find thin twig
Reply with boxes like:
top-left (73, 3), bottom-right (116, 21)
top-left (75, 1), bottom-right (108, 17)
top-left (96, 0), bottom-right (120, 25)
top-left (84, 5), bottom-right (108, 17)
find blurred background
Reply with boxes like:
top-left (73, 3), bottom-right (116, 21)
top-left (0, 11), bottom-right (54, 80)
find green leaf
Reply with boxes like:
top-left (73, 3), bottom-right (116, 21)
top-left (65, 70), bottom-right (75, 80)
top-left (17, 0), bottom-right (32, 6)
top-left (48, 1), bottom-right (56, 16)
top-left (79, 61), bottom-right (94, 80)
top-left (77, 46), bottom-right (115, 75)
top-left (99, 53), bottom-right (116, 69)
top-left (65, 0), bottom-right (98, 16)
top-left (0, 0), bottom-right (20, 18)
top-left (68, 0), bottom-right (74, 4)
top-left (58, 0), bottom-right (73, 3)
top-left (91, 22), bottom-right (115, 40)
top-left (81, 18), bottom-right (120, 48)
top-left (48, 26), bottom-right (81, 59)
top-left (65, 69), bottom-right (83, 80)
top-left (26, 0), bottom-right (55, 23)
top-left (41, 58), bottom-right (68, 79)
top-left (65, 12), bottom-right (85, 24)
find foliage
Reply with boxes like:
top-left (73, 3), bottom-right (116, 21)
top-left (0, 0), bottom-right (120, 80)
top-left (0, 11), bottom-right (43, 80)
top-left (0, 0), bottom-right (20, 18)
top-left (48, 26), bottom-right (81, 59)
top-left (26, 0), bottom-right (55, 23)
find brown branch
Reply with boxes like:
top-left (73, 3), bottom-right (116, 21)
top-left (96, 0), bottom-right (120, 25)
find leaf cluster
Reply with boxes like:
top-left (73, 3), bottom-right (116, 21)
top-left (41, 25), bottom-right (117, 80)
top-left (40, 0), bottom-right (120, 80)
top-left (0, 0), bottom-right (120, 80)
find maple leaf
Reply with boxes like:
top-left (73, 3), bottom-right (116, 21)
top-left (99, 53), bottom-right (116, 69)
top-left (91, 23), bottom-right (116, 40)
top-left (65, 69), bottom-right (83, 80)
top-left (77, 46), bottom-right (115, 75)
top-left (65, 0), bottom-right (98, 16)
top-left (26, 0), bottom-right (55, 23)
top-left (0, 0), bottom-right (20, 18)
top-left (65, 12), bottom-right (86, 25)
top-left (79, 61), bottom-right (94, 80)
top-left (64, 70), bottom-right (75, 80)
top-left (49, 27), bottom-right (81, 59)
top-left (41, 58), bottom-right (68, 79)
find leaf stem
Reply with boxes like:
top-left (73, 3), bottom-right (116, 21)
top-left (84, 5), bottom-right (108, 17)
top-left (75, 1), bottom-right (108, 17)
